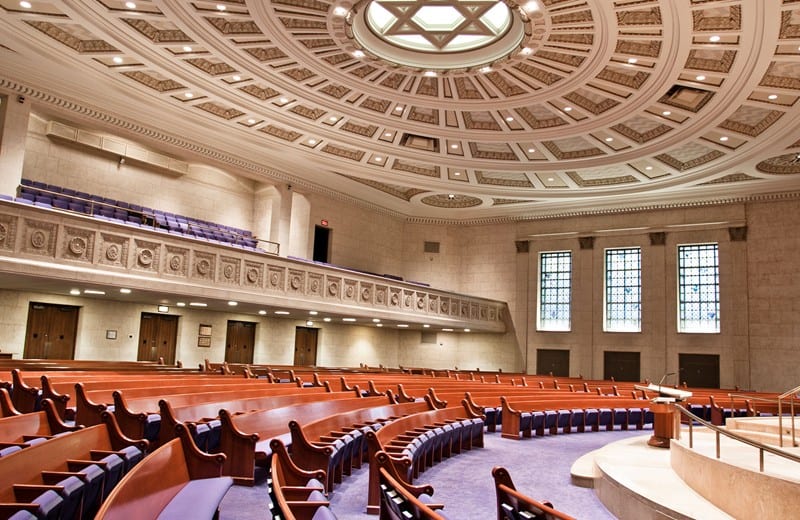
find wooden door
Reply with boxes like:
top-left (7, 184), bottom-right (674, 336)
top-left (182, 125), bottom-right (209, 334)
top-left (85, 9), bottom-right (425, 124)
top-left (225, 321), bottom-right (255, 365)
top-left (536, 349), bottom-right (570, 377)
top-left (137, 313), bottom-right (178, 365)
top-left (293, 327), bottom-right (318, 366)
top-left (603, 351), bottom-right (641, 382)
top-left (24, 303), bottom-right (79, 359)
top-left (679, 353), bottom-right (720, 388)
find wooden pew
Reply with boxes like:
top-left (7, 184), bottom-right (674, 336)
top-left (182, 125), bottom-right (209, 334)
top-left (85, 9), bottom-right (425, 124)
top-left (375, 450), bottom-right (447, 520)
top-left (500, 396), bottom-right (653, 440)
top-left (268, 439), bottom-right (333, 520)
top-left (0, 414), bottom-right (147, 520)
top-left (364, 403), bottom-right (484, 514)
top-left (0, 389), bottom-right (20, 418)
top-left (492, 466), bottom-right (575, 520)
top-left (0, 399), bottom-right (80, 452)
top-left (219, 395), bottom-right (394, 485)
top-left (288, 400), bottom-right (436, 490)
top-left (95, 423), bottom-right (232, 520)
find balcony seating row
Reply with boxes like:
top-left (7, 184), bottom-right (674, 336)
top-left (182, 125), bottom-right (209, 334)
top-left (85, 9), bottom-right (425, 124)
top-left (15, 179), bottom-right (262, 251)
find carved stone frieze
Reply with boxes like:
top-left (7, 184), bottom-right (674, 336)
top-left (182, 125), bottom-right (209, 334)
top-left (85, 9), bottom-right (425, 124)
top-left (99, 233), bottom-right (130, 268)
top-left (375, 285), bottom-right (388, 306)
top-left (23, 219), bottom-right (57, 258)
top-left (268, 265), bottom-right (286, 290)
top-left (288, 269), bottom-right (305, 293)
top-left (307, 272), bottom-right (323, 296)
top-left (440, 297), bottom-right (450, 314)
top-left (219, 256), bottom-right (241, 285)
top-left (62, 226), bottom-right (95, 263)
top-left (389, 288), bottom-right (401, 308)
top-left (133, 239), bottom-right (160, 272)
top-left (359, 282), bottom-right (373, 304)
top-left (193, 251), bottom-right (216, 281)
top-left (326, 276), bottom-right (341, 299)
top-left (428, 294), bottom-right (439, 313)
top-left (244, 261), bottom-right (264, 288)
top-left (164, 245), bottom-right (189, 277)
top-left (0, 214), bottom-right (18, 251)
top-left (343, 279), bottom-right (357, 301)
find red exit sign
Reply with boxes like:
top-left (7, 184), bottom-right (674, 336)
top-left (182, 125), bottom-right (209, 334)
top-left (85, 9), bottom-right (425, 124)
top-left (320, 219), bottom-right (328, 226)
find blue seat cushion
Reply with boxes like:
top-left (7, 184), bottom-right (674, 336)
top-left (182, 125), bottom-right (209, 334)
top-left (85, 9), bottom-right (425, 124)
top-left (55, 475), bottom-right (85, 520)
top-left (32, 490), bottom-right (63, 520)
top-left (156, 477), bottom-right (233, 520)
top-left (0, 445), bottom-right (22, 457)
top-left (311, 505), bottom-right (337, 520)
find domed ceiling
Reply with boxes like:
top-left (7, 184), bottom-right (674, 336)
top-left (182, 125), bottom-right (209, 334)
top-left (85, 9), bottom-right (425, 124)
top-left (2, 0), bottom-right (800, 220)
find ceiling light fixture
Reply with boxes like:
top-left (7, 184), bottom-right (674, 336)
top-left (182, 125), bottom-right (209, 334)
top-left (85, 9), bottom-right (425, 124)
top-left (232, 75), bottom-right (241, 81)
top-left (448, 194), bottom-right (455, 199)
top-left (464, 328), bottom-right (471, 332)
top-left (605, 137), bottom-right (614, 142)
top-left (709, 35), bottom-right (720, 42)
top-left (323, 317), bottom-right (332, 322)
top-left (480, 66), bottom-right (491, 73)
top-left (627, 58), bottom-right (637, 64)
top-left (424, 71), bottom-right (437, 77)
top-left (308, 139), bottom-right (317, 145)
top-left (662, 110), bottom-right (671, 116)
top-left (442, 328), bottom-right (454, 332)
top-left (113, 56), bottom-right (123, 64)
top-left (306, 320), bottom-right (313, 326)
top-left (125, 1), bottom-right (136, 8)
top-left (279, 97), bottom-right (288, 103)
top-left (768, 94), bottom-right (778, 100)
top-left (216, 4), bottom-right (226, 11)
top-left (83, 289), bottom-right (106, 295)
top-left (395, 106), bottom-right (403, 112)
top-left (69, 289), bottom-right (81, 295)
top-left (719, 136), bottom-right (728, 141)
top-left (423, 324), bottom-right (430, 328)
top-left (19, 1), bottom-right (32, 8)
top-left (258, 310), bottom-right (267, 315)
top-left (505, 116), bottom-right (514, 122)
top-left (227, 301), bottom-right (238, 306)
top-left (397, 324), bottom-right (409, 328)
top-left (384, 132), bottom-right (392, 137)
top-left (563, 107), bottom-right (572, 112)
top-left (353, 50), bottom-right (365, 58)
top-left (247, 118), bottom-right (256, 124)
top-left (522, 1), bottom-right (540, 12)
top-left (376, 323), bottom-right (383, 327)
top-left (547, 177), bottom-right (554, 182)
top-left (119, 288), bottom-right (131, 294)
top-left (451, 143), bottom-right (459, 148)
top-left (189, 302), bottom-right (207, 307)
top-left (521, 47), bottom-right (532, 55)
top-left (184, 92), bottom-right (194, 98)
top-left (343, 318), bottom-right (356, 322)
top-left (329, 116), bottom-right (338, 122)
top-left (309, 311), bottom-right (318, 315)
top-left (183, 46), bottom-right (192, 52)
top-left (527, 148), bottom-right (535, 153)
top-left (645, 166), bottom-right (653, 171)
top-left (157, 305), bottom-right (169, 313)
top-left (177, 302), bottom-right (186, 307)
top-left (372, 318), bottom-right (380, 323)
top-left (274, 310), bottom-right (290, 315)
top-left (454, 171), bottom-right (461, 176)
top-left (333, 6), bottom-right (348, 16)
top-left (696, 75), bottom-right (706, 81)
top-left (374, 156), bottom-right (383, 162)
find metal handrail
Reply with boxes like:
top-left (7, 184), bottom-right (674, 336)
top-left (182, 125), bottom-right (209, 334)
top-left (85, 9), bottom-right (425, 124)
top-left (674, 404), bottom-right (800, 473)
top-left (777, 385), bottom-right (800, 447)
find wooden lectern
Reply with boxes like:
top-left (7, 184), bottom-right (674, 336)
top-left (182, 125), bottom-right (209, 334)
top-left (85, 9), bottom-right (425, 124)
top-left (634, 384), bottom-right (692, 448)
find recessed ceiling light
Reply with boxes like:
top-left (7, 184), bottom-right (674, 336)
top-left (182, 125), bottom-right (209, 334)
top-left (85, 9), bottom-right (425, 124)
top-left (768, 94), bottom-right (778, 100)
top-left (563, 106), bottom-right (572, 112)
top-left (69, 289), bottom-right (81, 295)
top-left (333, 6), bottom-right (348, 16)
top-left (112, 56), bottom-right (123, 64)
top-left (464, 328), bottom-right (471, 332)
top-left (323, 317), bottom-right (332, 322)
top-left (125, 1), bottom-right (136, 8)
top-left (216, 4), bottom-right (226, 11)
top-left (227, 301), bottom-right (238, 306)
top-left (189, 302), bottom-right (207, 307)
top-left (372, 318), bottom-right (380, 323)
top-left (627, 58), bottom-right (637, 64)
top-left (274, 310), bottom-right (290, 315)
top-left (719, 136), bottom-right (728, 141)
top-left (480, 66), bottom-right (491, 73)
top-left (258, 310), bottom-right (267, 315)
top-left (397, 324), bottom-right (409, 328)
top-left (183, 46), bottom-right (192, 52)
top-left (83, 289), bottom-right (105, 295)
top-left (709, 35), bottom-right (720, 42)
top-left (305, 320), bottom-right (313, 326)
top-left (384, 132), bottom-right (392, 137)
top-left (527, 148), bottom-right (535, 153)
top-left (521, 47), bottom-right (532, 55)
top-left (662, 110), bottom-right (671, 116)
top-left (232, 75), bottom-right (241, 81)
top-left (451, 144), bottom-right (458, 149)
top-left (547, 177), bottom-right (554, 182)
top-left (374, 156), bottom-right (383, 162)
top-left (119, 288), bottom-right (131, 294)
top-left (442, 328), bottom-right (454, 332)
top-left (308, 139), bottom-right (317, 145)
top-left (395, 106), bottom-right (403, 112)
top-left (605, 137), bottom-right (614, 142)
top-left (309, 311), bottom-right (318, 315)
top-left (454, 171), bottom-right (461, 176)
top-left (696, 75), bottom-right (706, 81)
top-left (424, 71), bottom-right (437, 77)
top-left (184, 92), bottom-right (194, 98)
top-left (645, 166), bottom-right (653, 171)
top-left (448, 194), bottom-right (455, 199)
top-left (423, 324), bottom-right (430, 328)
top-left (177, 302), bottom-right (186, 307)
top-left (376, 323), bottom-right (383, 327)
top-left (505, 116), bottom-right (514, 122)
top-left (247, 118), bottom-right (256, 124)
top-left (19, 1), bottom-right (32, 8)
top-left (279, 97), bottom-right (288, 103)
top-left (343, 318), bottom-right (356, 322)
top-left (353, 50), bottom-right (365, 58)
top-left (329, 116), bottom-right (338, 122)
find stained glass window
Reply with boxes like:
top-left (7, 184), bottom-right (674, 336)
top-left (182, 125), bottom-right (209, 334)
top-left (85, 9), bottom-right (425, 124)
top-left (604, 247), bottom-right (641, 332)
top-left (678, 243), bottom-right (720, 333)
top-left (538, 251), bottom-right (571, 331)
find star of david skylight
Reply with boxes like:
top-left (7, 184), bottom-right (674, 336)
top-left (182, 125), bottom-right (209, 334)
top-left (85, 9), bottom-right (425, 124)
top-left (352, 0), bottom-right (527, 69)
top-left (365, 0), bottom-right (512, 53)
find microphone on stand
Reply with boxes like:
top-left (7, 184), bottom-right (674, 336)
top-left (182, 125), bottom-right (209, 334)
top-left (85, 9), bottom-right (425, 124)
top-left (658, 372), bottom-right (677, 395)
